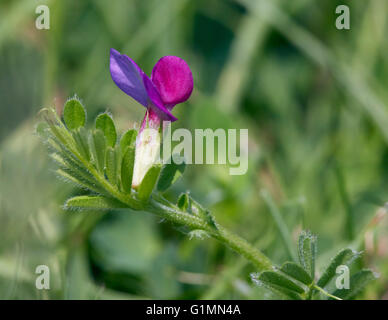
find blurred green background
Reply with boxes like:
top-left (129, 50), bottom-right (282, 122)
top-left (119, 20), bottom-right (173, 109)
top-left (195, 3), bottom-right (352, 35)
top-left (0, 0), bottom-right (387, 299)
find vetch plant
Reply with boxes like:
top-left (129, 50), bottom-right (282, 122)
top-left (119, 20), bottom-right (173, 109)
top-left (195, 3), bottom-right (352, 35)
top-left (36, 50), bottom-right (377, 300)
top-left (110, 49), bottom-right (193, 188)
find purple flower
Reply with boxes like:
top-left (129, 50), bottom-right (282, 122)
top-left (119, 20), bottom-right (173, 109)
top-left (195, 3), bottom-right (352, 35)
top-left (109, 49), bottom-right (193, 188)
top-left (109, 48), bottom-right (193, 127)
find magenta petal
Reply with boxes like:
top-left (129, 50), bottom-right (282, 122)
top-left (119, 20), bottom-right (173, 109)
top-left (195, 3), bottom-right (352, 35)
top-left (151, 56), bottom-right (193, 106)
top-left (109, 48), bottom-right (148, 107)
top-left (142, 74), bottom-right (178, 122)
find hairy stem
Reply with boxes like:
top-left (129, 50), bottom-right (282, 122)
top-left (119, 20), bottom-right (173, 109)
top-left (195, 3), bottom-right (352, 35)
top-left (147, 198), bottom-right (274, 271)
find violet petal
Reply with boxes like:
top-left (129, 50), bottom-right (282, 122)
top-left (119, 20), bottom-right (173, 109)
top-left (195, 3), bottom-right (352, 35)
top-left (109, 48), bottom-right (148, 107)
top-left (142, 74), bottom-right (178, 122)
top-left (151, 56), bottom-right (193, 106)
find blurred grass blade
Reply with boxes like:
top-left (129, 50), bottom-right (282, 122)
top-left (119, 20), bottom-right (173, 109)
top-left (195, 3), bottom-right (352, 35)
top-left (334, 163), bottom-right (354, 241)
top-left (261, 190), bottom-right (297, 262)
top-left (216, 11), bottom-right (268, 113)
top-left (280, 262), bottom-right (312, 285)
top-left (298, 230), bottom-right (317, 279)
top-left (65, 195), bottom-right (126, 210)
top-left (63, 98), bottom-right (86, 130)
top-left (96, 113), bottom-right (117, 148)
top-left (240, 0), bottom-right (388, 144)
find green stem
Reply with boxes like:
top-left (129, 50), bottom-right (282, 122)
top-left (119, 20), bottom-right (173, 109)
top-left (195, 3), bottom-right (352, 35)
top-left (147, 199), bottom-right (274, 271)
top-left (313, 285), bottom-right (342, 300)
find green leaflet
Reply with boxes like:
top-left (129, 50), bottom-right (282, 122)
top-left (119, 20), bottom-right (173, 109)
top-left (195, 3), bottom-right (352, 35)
top-left (204, 210), bottom-right (218, 230)
top-left (65, 195), bottom-right (126, 210)
top-left (252, 272), bottom-right (303, 300)
top-left (51, 147), bottom-right (104, 195)
top-left (56, 169), bottom-right (104, 194)
top-left (89, 129), bottom-right (106, 173)
top-left (63, 98), bottom-right (86, 130)
top-left (120, 129), bottom-right (137, 152)
top-left (298, 230), bottom-right (317, 279)
top-left (49, 121), bottom-right (78, 152)
top-left (317, 248), bottom-right (360, 288)
top-left (259, 271), bottom-right (305, 294)
top-left (281, 262), bottom-right (313, 285)
top-left (73, 127), bottom-right (90, 161)
top-left (121, 146), bottom-right (135, 193)
top-left (177, 193), bottom-right (189, 211)
top-left (137, 164), bottom-right (162, 202)
top-left (50, 147), bottom-right (99, 189)
top-left (157, 155), bottom-right (186, 192)
top-left (106, 146), bottom-right (119, 185)
top-left (42, 107), bottom-right (77, 151)
top-left (96, 113), bottom-right (117, 148)
top-left (332, 270), bottom-right (378, 300)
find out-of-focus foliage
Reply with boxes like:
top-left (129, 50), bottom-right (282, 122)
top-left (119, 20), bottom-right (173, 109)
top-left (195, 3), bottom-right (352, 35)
top-left (0, 0), bottom-right (387, 299)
